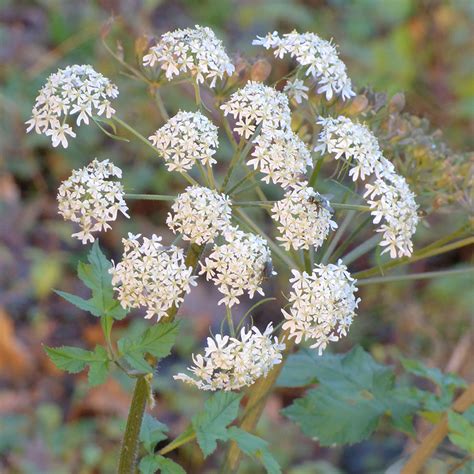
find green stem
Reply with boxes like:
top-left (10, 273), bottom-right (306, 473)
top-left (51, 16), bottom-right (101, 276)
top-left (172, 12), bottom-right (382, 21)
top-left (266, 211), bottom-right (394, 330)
top-left (158, 426), bottom-right (196, 456)
top-left (118, 375), bottom-right (151, 473)
top-left (342, 234), bottom-right (381, 265)
top-left (125, 193), bottom-right (175, 201)
top-left (112, 117), bottom-right (198, 186)
top-left (152, 87), bottom-right (169, 121)
top-left (357, 266), bottom-right (474, 285)
top-left (193, 81), bottom-right (202, 107)
top-left (354, 236), bottom-right (474, 279)
top-left (308, 156), bottom-right (324, 188)
top-left (226, 306), bottom-right (236, 337)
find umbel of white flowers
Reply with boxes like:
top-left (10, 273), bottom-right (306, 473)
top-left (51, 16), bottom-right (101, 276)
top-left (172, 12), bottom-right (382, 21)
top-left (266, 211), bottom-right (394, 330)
top-left (26, 64), bottom-right (118, 148)
top-left (143, 25), bottom-right (235, 87)
top-left (174, 323), bottom-right (285, 391)
top-left (200, 227), bottom-right (275, 307)
top-left (316, 116), bottom-right (419, 258)
top-left (282, 261), bottom-right (360, 355)
top-left (149, 111), bottom-right (219, 172)
top-left (272, 182), bottom-right (338, 251)
top-left (253, 30), bottom-right (355, 101)
top-left (167, 186), bottom-right (233, 245)
top-left (109, 233), bottom-right (197, 321)
top-left (29, 25), bottom-right (421, 392)
top-left (57, 159), bottom-right (129, 243)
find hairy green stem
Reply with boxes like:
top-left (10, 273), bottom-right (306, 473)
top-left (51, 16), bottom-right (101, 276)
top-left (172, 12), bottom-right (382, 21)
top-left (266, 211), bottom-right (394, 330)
top-left (118, 375), bottom-right (151, 473)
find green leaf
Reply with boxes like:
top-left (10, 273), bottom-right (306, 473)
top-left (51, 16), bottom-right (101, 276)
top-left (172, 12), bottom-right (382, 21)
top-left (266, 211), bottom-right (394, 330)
top-left (140, 414), bottom-right (168, 454)
top-left (87, 346), bottom-right (110, 386)
top-left (276, 348), bottom-right (320, 387)
top-left (44, 345), bottom-right (93, 373)
top-left (139, 454), bottom-right (185, 474)
top-left (227, 427), bottom-right (281, 474)
top-left (118, 322), bottom-right (180, 373)
top-left (54, 290), bottom-right (101, 316)
top-left (44, 345), bottom-right (109, 386)
top-left (192, 391), bottom-right (242, 457)
top-left (55, 241), bottom-right (126, 320)
top-left (400, 358), bottom-right (467, 390)
top-left (448, 410), bottom-right (474, 453)
top-left (282, 346), bottom-right (415, 446)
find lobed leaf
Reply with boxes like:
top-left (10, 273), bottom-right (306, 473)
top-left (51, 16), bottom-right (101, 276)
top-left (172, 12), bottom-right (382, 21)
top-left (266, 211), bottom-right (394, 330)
top-left (192, 391), bottom-right (242, 457)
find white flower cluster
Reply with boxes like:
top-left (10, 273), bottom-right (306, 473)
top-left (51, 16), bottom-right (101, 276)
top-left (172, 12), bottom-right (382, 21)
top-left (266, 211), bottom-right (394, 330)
top-left (253, 31), bottom-right (355, 101)
top-left (249, 124), bottom-right (312, 187)
top-left (174, 324), bottom-right (285, 391)
top-left (57, 159), bottom-right (128, 244)
top-left (143, 25), bottom-right (234, 87)
top-left (282, 261), bottom-right (360, 355)
top-left (167, 186), bottom-right (232, 245)
top-left (364, 172), bottom-right (419, 258)
top-left (110, 233), bottom-right (197, 321)
top-left (272, 183), bottom-right (337, 251)
top-left (200, 228), bottom-right (274, 307)
top-left (149, 111), bottom-right (219, 172)
top-left (221, 81), bottom-right (291, 138)
top-left (26, 64), bottom-right (118, 148)
top-left (315, 116), bottom-right (385, 181)
top-left (316, 115), bottom-right (419, 258)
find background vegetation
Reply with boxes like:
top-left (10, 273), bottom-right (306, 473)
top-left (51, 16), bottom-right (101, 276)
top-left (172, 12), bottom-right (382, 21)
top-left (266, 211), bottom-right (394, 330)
top-left (0, 0), bottom-right (472, 473)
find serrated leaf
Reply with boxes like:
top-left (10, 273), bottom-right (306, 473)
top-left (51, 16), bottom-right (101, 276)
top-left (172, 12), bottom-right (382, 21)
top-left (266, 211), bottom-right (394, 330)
top-left (448, 410), bottom-right (474, 453)
top-left (45, 345), bottom-right (109, 386)
top-left (139, 454), bottom-right (185, 474)
top-left (44, 346), bottom-right (93, 373)
top-left (118, 322), bottom-right (180, 373)
top-left (140, 414), bottom-right (168, 454)
top-left (56, 241), bottom-right (126, 320)
top-left (227, 427), bottom-right (281, 474)
top-left (192, 391), bottom-right (242, 457)
top-left (282, 346), bottom-right (414, 446)
top-left (54, 290), bottom-right (101, 316)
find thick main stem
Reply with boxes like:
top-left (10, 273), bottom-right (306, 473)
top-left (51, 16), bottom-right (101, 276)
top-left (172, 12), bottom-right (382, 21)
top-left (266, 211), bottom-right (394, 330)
top-left (118, 376), bottom-right (150, 473)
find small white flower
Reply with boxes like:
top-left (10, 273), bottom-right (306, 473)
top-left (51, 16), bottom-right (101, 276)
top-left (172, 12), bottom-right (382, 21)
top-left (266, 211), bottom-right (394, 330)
top-left (26, 65), bottom-right (118, 148)
top-left (282, 261), bottom-right (360, 354)
top-left (200, 227), bottom-right (274, 307)
top-left (272, 183), bottom-right (337, 251)
top-left (254, 31), bottom-right (355, 101)
top-left (167, 186), bottom-right (232, 245)
top-left (57, 159), bottom-right (129, 244)
top-left (149, 111), bottom-right (218, 172)
top-left (143, 25), bottom-right (234, 87)
top-left (110, 233), bottom-right (197, 321)
top-left (283, 78), bottom-right (309, 104)
top-left (174, 323), bottom-right (285, 391)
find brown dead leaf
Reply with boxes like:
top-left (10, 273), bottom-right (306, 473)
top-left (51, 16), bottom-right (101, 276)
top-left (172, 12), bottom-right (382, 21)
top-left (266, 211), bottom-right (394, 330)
top-left (0, 307), bottom-right (34, 380)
